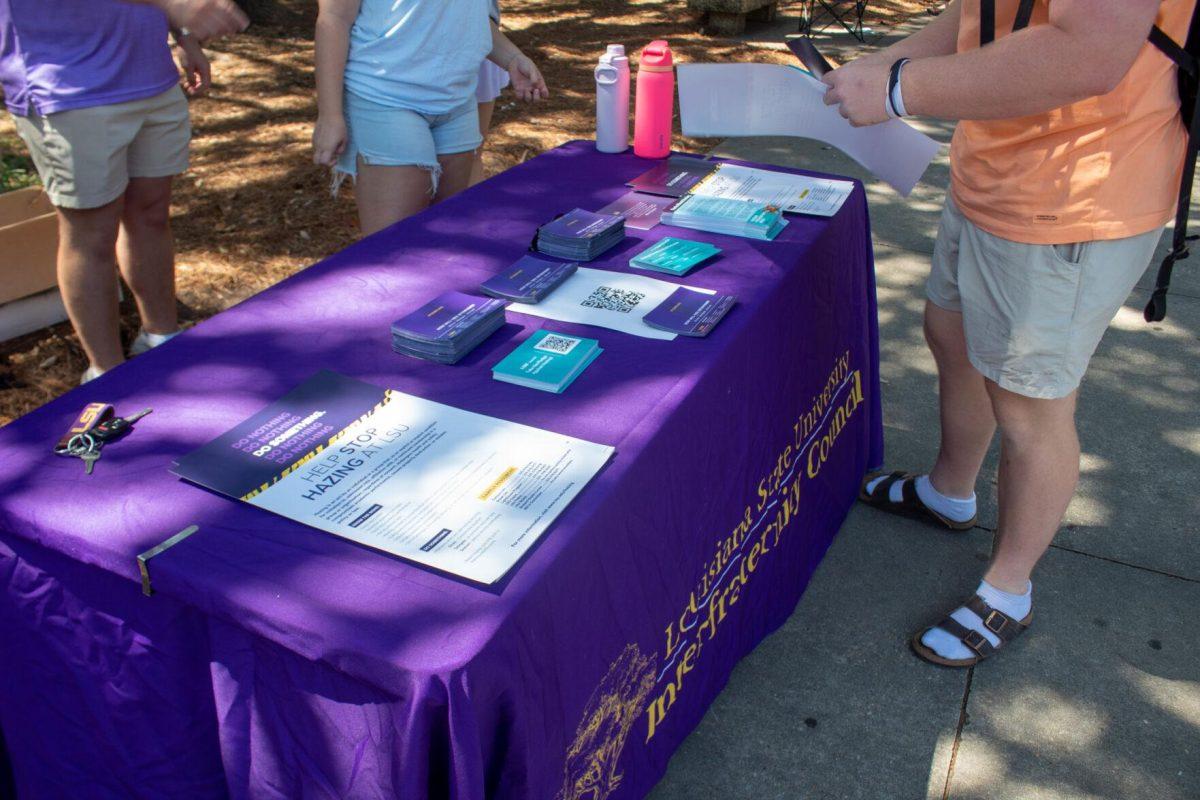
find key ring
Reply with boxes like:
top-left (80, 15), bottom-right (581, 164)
top-left (64, 433), bottom-right (97, 457)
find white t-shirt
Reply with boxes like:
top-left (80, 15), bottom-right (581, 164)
top-left (344, 0), bottom-right (492, 115)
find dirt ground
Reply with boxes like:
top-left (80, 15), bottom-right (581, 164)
top-left (0, 0), bottom-right (940, 426)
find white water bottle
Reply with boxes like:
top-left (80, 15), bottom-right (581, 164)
top-left (595, 44), bottom-right (630, 153)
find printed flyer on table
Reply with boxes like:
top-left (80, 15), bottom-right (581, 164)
top-left (173, 370), bottom-right (615, 584)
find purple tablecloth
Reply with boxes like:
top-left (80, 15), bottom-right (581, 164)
top-left (0, 141), bottom-right (882, 800)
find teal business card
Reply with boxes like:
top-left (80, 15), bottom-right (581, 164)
top-left (630, 237), bottom-right (722, 276)
top-left (493, 330), bottom-right (602, 393)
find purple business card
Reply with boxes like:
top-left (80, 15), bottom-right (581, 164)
top-left (596, 191), bottom-right (676, 231)
top-left (391, 291), bottom-right (506, 342)
top-left (641, 287), bottom-right (736, 337)
top-left (480, 255), bottom-right (577, 302)
top-left (539, 208), bottom-right (624, 240)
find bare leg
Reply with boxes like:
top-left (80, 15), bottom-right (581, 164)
top-left (433, 150), bottom-right (475, 204)
top-left (984, 384), bottom-right (1080, 592)
top-left (117, 176), bottom-right (178, 335)
top-left (470, 100), bottom-right (496, 186)
top-left (354, 160), bottom-right (435, 236)
top-left (924, 301), bottom-right (997, 497)
top-left (56, 200), bottom-right (125, 372)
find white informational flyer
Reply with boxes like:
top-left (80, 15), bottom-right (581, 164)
top-left (508, 267), bottom-right (713, 341)
top-left (173, 371), bottom-right (614, 584)
top-left (690, 163), bottom-right (854, 216)
top-left (676, 63), bottom-right (941, 197)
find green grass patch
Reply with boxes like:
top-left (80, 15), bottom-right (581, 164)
top-left (0, 133), bottom-right (39, 194)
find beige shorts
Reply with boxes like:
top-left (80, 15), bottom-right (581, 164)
top-left (12, 86), bottom-right (191, 210)
top-left (928, 195), bottom-right (1162, 399)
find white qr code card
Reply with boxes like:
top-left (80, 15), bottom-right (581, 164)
top-left (507, 267), bottom-right (715, 340)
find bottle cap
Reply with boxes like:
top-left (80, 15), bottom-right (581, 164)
top-left (606, 44), bottom-right (626, 59)
top-left (640, 40), bottom-right (673, 70)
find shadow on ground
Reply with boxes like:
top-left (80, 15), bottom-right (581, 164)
top-left (648, 118), bottom-right (1199, 800)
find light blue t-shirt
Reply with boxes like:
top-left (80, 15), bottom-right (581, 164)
top-left (344, 0), bottom-right (492, 115)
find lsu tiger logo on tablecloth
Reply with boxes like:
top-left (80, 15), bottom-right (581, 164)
top-left (558, 644), bottom-right (657, 800)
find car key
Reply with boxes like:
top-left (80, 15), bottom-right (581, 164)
top-left (80, 447), bottom-right (101, 475)
top-left (63, 433), bottom-right (100, 475)
top-left (91, 408), bottom-right (153, 443)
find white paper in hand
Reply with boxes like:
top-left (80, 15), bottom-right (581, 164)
top-left (677, 63), bottom-right (941, 197)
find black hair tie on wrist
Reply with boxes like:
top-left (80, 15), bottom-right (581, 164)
top-left (888, 58), bottom-right (911, 118)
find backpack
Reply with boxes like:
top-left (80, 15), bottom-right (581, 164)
top-left (982, 0), bottom-right (1200, 322)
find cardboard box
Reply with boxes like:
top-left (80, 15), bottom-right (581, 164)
top-left (0, 187), bottom-right (58, 306)
top-left (0, 187), bottom-right (65, 342)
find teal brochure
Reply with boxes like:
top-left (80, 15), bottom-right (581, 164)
top-left (630, 237), bottom-right (722, 276)
top-left (493, 330), bottom-right (602, 393)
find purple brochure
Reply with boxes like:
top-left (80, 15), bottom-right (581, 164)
top-left (596, 191), bottom-right (676, 231)
top-left (539, 208), bottom-right (623, 240)
top-left (626, 155), bottom-right (719, 198)
top-left (642, 286), bottom-right (737, 337)
top-left (480, 255), bottom-right (577, 302)
top-left (391, 291), bottom-right (506, 343)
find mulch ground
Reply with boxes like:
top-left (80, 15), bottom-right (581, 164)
top-left (0, 0), bottom-right (940, 426)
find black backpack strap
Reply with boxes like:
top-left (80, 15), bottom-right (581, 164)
top-left (1145, 25), bottom-right (1200, 322)
top-left (1145, 110), bottom-right (1200, 322)
top-left (1150, 24), bottom-right (1196, 75)
top-left (1013, 0), bottom-right (1036, 32)
top-left (981, 0), bottom-right (1036, 46)
top-left (981, 0), bottom-right (996, 46)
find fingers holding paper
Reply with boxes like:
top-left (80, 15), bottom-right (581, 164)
top-left (821, 60), bottom-right (893, 127)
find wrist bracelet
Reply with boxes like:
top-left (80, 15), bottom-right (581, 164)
top-left (887, 58), bottom-right (911, 119)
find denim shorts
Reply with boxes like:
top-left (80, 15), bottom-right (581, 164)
top-left (335, 91), bottom-right (482, 193)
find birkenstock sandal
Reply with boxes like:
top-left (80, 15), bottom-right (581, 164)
top-left (911, 595), bottom-right (1033, 668)
top-left (858, 470), bottom-right (977, 531)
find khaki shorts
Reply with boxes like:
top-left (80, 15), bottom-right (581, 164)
top-left (12, 86), bottom-right (190, 209)
top-left (928, 195), bottom-right (1162, 399)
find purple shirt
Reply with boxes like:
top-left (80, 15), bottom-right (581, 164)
top-left (0, 0), bottom-right (179, 116)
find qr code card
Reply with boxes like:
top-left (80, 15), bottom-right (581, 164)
top-left (534, 333), bottom-right (581, 355)
top-left (580, 286), bottom-right (647, 314)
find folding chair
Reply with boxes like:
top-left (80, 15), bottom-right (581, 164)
top-left (800, 0), bottom-right (870, 42)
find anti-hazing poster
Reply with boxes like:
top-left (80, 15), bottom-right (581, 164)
top-left (173, 370), bottom-right (614, 584)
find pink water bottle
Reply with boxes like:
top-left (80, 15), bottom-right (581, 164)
top-left (633, 40), bottom-right (674, 159)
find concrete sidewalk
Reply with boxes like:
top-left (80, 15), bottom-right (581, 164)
top-left (649, 19), bottom-right (1200, 800)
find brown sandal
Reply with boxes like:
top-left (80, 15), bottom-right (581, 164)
top-left (859, 470), bottom-right (976, 531)
top-left (911, 595), bottom-right (1032, 667)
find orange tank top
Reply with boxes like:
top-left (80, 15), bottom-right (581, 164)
top-left (950, 0), bottom-right (1194, 244)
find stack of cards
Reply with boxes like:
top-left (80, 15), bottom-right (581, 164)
top-left (391, 291), bottom-right (507, 364)
top-left (536, 208), bottom-right (625, 261)
top-left (480, 255), bottom-right (577, 303)
top-left (642, 286), bottom-right (736, 337)
top-left (493, 330), bottom-right (602, 393)
top-left (662, 195), bottom-right (787, 241)
top-left (630, 237), bottom-right (722, 276)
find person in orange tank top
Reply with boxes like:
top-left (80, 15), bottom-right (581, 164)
top-left (821, 0), bottom-right (1193, 667)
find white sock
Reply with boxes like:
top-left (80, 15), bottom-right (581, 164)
top-left (138, 329), bottom-right (178, 347)
top-left (921, 579), bottom-right (1032, 660)
top-left (131, 328), bottom-right (180, 355)
top-left (864, 473), bottom-right (976, 523)
top-left (915, 475), bottom-right (975, 523)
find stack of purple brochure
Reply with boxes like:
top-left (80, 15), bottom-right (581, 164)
top-left (535, 208), bottom-right (625, 261)
top-left (391, 291), bottom-right (507, 364)
top-left (480, 254), bottom-right (577, 303)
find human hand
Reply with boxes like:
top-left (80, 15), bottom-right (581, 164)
top-left (312, 115), bottom-right (348, 166)
top-left (821, 58), bottom-right (893, 127)
top-left (158, 0), bottom-right (249, 42)
top-left (177, 35), bottom-right (212, 96)
top-left (507, 54), bottom-right (549, 102)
